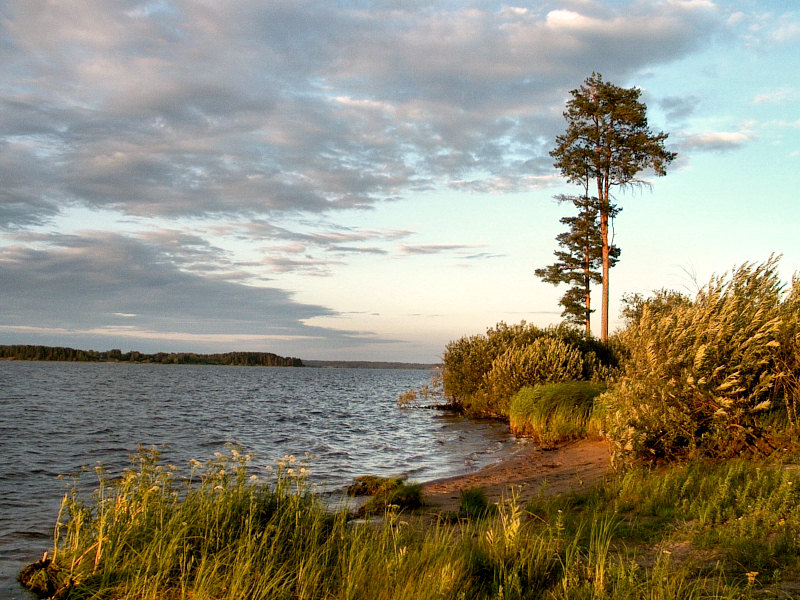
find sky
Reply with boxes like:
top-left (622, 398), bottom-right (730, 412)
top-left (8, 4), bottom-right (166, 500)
top-left (1, 0), bottom-right (799, 363)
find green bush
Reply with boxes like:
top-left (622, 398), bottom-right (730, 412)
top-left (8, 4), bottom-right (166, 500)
top-left (442, 321), bottom-right (617, 418)
top-left (347, 475), bottom-right (406, 496)
top-left (601, 257), bottom-right (800, 466)
top-left (509, 381), bottom-right (605, 447)
top-left (484, 339), bottom-right (584, 415)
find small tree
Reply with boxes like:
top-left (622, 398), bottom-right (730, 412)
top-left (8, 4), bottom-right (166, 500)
top-left (551, 73), bottom-right (676, 342)
top-left (536, 191), bottom-right (619, 334)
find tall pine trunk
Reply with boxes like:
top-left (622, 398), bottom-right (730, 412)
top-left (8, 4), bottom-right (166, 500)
top-left (598, 174), bottom-right (610, 343)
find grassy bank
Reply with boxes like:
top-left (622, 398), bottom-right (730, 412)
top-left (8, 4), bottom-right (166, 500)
top-left (20, 444), bottom-right (800, 599)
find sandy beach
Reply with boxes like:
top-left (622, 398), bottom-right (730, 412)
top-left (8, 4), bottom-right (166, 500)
top-left (421, 438), bottom-right (612, 513)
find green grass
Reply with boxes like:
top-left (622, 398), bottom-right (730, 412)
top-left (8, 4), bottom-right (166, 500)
top-left (20, 446), bottom-right (800, 599)
top-left (347, 474), bottom-right (406, 496)
top-left (508, 381), bottom-right (606, 448)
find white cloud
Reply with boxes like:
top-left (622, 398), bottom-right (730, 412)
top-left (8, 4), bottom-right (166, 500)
top-left (680, 130), bottom-right (755, 151)
top-left (752, 88), bottom-right (796, 105)
top-left (772, 20), bottom-right (800, 43)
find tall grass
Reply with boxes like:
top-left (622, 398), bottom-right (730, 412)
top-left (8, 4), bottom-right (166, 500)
top-left (508, 381), bottom-right (606, 448)
top-left (599, 257), bottom-right (800, 466)
top-left (23, 446), bottom-right (799, 599)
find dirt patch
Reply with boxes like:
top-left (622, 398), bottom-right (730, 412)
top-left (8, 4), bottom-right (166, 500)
top-left (420, 437), bottom-right (612, 514)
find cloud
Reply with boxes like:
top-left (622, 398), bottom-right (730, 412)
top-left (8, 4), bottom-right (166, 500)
top-left (0, 0), bottom-right (723, 229)
top-left (680, 129), bottom-right (755, 151)
top-left (752, 88), bottom-right (797, 105)
top-left (397, 243), bottom-right (487, 256)
top-left (659, 95), bottom-right (702, 122)
top-left (772, 20), bottom-right (800, 43)
top-left (0, 231), bottom-right (354, 343)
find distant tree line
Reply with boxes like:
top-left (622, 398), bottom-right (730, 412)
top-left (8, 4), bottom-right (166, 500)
top-left (0, 345), bottom-right (304, 367)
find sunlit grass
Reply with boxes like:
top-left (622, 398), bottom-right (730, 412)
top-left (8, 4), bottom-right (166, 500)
top-left (20, 446), bottom-right (800, 599)
top-left (508, 381), bottom-right (605, 448)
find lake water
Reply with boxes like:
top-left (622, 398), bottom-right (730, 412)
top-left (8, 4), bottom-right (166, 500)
top-left (0, 361), bottom-right (523, 598)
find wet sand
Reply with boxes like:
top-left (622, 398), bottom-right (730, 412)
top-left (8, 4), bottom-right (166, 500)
top-left (420, 438), bottom-right (612, 513)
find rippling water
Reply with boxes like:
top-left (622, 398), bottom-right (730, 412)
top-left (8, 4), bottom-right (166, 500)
top-left (0, 361), bottom-right (522, 598)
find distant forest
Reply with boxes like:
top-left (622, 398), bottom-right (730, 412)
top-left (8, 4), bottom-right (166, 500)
top-left (0, 345), bottom-right (304, 367)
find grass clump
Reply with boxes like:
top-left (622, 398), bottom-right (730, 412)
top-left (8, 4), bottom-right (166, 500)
top-left (360, 482), bottom-right (424, 515)
top-left (509, 381), bottom-right (606, 448)
top-left (458, 487), bottom-right (495, 520)
top-left (348, 475), bottom-right (423, 516)
top-left (347, 475), bottom-right (406, 496)
top-left (599, 256), bottom-right (800, 466)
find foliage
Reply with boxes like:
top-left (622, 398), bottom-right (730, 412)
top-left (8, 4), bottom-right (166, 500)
top-left (347, 475), bottom-right (406, 496)
top-left (442, 321), bottom-right (617, 418)
top-left (535, 193), bottom-right (620, 333)
top-left (509, 381), bottom-right (606, 448)
top-left (359, 481), bottom-right (424, 515)
top-left (551, 72), bottom-right (676, 342)
top-left (484, 339), bottom-right (584, 415)
top-left (397, 372), bottom-right (444, 408)
top-left (599, 257), bottom-right (800, 466)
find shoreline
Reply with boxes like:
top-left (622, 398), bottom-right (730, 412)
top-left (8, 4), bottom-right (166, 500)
top-left (418, 437), bottom-right (612, 513)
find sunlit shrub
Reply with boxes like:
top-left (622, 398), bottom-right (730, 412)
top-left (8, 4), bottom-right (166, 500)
top-left (601, 257), bottom-right (800, 466)
top-left (442, 321), bottom-right (617, 418)
top-left (484, 339), bottom-right (584, 416)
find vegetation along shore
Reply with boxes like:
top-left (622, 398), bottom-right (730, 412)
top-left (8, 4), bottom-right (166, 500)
top-left (18, 256), bottom-right (800, 599)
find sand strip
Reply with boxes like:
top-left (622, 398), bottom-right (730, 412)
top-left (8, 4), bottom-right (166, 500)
top-left (420, 438), bottom-right (612, 513)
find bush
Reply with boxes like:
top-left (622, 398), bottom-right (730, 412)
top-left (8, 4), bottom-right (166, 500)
top-left (347, 475), bottom-right (406, 496)
top-left (484, 339), bottom-right (584, 415)
top-left (442, 321), bottom-right (617, 418)
top-left (601, 257), bottom-right (800, 466)
top-left (509, 381), bottom-right (606, 447)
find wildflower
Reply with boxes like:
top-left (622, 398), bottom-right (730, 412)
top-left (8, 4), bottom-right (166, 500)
top-left (287, 468), bottom-right (294, 476)
top-left (189, 459), bottom-right (201, 468)
top-left (249, 475), bottom-right (258, 481)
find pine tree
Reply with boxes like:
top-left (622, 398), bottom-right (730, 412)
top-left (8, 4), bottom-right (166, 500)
top-left (536, 192), bottom-right (619, 333)
top-left (550, 73), bottom-right (676, 342)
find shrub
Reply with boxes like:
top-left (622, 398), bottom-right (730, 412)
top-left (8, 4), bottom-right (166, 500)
top-left (601, 257), bottom-right (800, 466)
top-left (347, 475), bottom-right (405, 496)
top-left (442, 321), bottom-right (617, 418)
top-left (484, 338), bottom-right (584, 415)
top-left (509, 381), bottom-right (606, 447)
